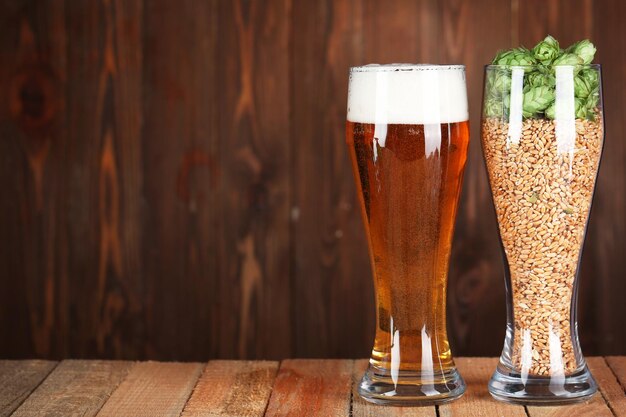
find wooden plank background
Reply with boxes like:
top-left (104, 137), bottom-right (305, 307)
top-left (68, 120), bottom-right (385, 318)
top-left (0, 0), bottom-right (624, 361)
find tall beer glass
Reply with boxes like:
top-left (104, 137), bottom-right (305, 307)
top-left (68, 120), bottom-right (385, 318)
top-left (346, 64), bottom-right (469, 405)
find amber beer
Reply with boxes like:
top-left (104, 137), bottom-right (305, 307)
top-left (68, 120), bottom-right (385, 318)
top-left (347, 65), bottom-right (469, 405)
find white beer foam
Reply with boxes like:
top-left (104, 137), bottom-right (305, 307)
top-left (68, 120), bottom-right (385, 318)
top-left (347, 64), bottom-right (468, 124)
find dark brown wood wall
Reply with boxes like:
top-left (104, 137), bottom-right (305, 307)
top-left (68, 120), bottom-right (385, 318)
top-left (1, 0), bottom-right (624, 361)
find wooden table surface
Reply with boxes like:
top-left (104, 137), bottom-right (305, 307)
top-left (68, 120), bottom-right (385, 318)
top-left (1, 357), bottom-right (625, 416)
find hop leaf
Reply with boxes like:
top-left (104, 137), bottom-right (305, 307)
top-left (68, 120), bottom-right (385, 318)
top-left (523, 86), bottom-right (554, 117)
top-left (532, 35), bottom-right (560, 64)
top-left (580, 68), bottom-right (599, 87)
top-left (489, 70), bottom-right (512, 96)
top-left (568, 39), bottom-right (596, 65)
top-left (484, 99), bottom-right (503, 118)
top-left (527, 71), bottom-right (555, 88)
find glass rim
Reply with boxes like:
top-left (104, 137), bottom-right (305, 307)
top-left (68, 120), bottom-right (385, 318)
top-left (485, 63), bottom-right (601, 69)
top-left (350, 63), bottom-right (465, 73)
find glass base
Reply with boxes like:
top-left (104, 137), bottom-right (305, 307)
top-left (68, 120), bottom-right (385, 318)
top-left (357, 363), bottom-right (466, 406)
top-left (488, 363), bottom-right (597, 405)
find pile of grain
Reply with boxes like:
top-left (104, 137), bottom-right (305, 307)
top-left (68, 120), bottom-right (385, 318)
top-left (482, 116), bottom-right (603, 376)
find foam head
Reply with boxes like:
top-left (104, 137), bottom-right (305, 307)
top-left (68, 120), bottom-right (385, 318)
top-left (347, 64), bottom-right (468, 125)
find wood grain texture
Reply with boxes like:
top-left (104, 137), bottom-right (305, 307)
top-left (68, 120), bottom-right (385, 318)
top-left (438, 357), bottom-right (527, 417)
top-left (351, 359), bottom-right (436, 417)
top-left (142, 0), bottom-right (219, 361)
top-left (65, 0), bottom-right (144, 360)
top-left (291, 0), bottom-right (372, 359)
top-left (0, 360), bottom-right (57, 417)
top-left (181, 360), bottom-right (278, 417)
top-left (97, 361), bottom-right (203, 417)
top-left (216, 0), bottom-right (292, 360)
top-left (606, 357), bottom-right (626, 391)
top-left (443, 0), bottom-right (511, 357)
top-left (587, 0), bottom-right (626, 356)
top-left (0, 0), bottom-right (625, 362)
top-left (527, 396), bottom-right (612, 415)
top-left (589, 357), bottom-right (626, 416)
top-left (264, 359), bottom-right (353, 417)
top-left (521, 358), bottom-right (616, 417)
top-left (0, 0), bottom-right (67, 359)
top-left (11, 360), bottom-right (132, 417)
top-left (516, 0), bottom-right (593, 47)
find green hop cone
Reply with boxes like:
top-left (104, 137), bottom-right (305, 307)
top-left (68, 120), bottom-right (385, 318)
top-left (568, 39), bottom-right (596, 65)
top-left (574, 75), bottom-right (593, 98)
top-left (527, 71), bottom-right (556, 88)
top-left (580, 68), bottom-right (599, 87)
top-left (489, 70), bottom-right (511, 96)
top-left (586, 87), bottom-right (600, 112)
top-left (553, 53), bottom-right (584, 66)
top-left (493, 47), bottom-right (537, 69)
top-left (532, 35), bottom-right (560, 64)
top-left (522, 86), bottom-right (555, 118)
top-left (484, 99), bottom-right (502, 118)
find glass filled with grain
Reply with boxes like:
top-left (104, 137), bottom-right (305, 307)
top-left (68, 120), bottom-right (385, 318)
top-left (483, 37), bottom-right (603, 404)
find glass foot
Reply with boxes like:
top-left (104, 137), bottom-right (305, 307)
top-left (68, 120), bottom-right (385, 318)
top-left (357, 363), bottom-right (466, 406)
top-left (488, 363), bottom-right (597, 405)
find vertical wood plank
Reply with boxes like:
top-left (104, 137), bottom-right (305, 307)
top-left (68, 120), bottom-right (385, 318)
top-left (11, 360), bottom-right (133, 417)
top-left (292, 0), bottom-right (373, 360)
top-left (65, 0), bottom-right (144, 358)
top-left (142, 0), bottom-right (220, 361)
top-left (264, 359), bottom-right (353, 417)
top-left (362, 0), bottom-right (441, 64)
top-left (181, 360), bottom-right (278, 417)
top-left (438, 358), bottom-right (527, 417)
top-left (441, 0), bottom-right (512, 357)
top-left (0, 0), bottom-right (67, 359)
top-left (351, 359), bottom-right (436, 417)
top-left (589, 357), bottom-right (626, 416)
top-left (0, 360), bottom-right (57, 417)
top-left (588, 0), bottom-right (626, 356)
top-left (517, 0), bottom-right (593, 47)
top-left (216, 0), bottom-right (292, 360)
top-left (97, 361), bottom-right (203, 417)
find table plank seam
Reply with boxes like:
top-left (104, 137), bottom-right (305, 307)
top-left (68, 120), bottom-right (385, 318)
top-left (603, 356), bottom-right (626, 417)
top-left (178, 362), bottom-right (209, 416)
top-left (6, 360), bottom-right (60, 416)
top-left (263, 360), bottom-right (285, 417)
top-left (348, 364), bottom-right (354, 417)
top-left (89, 361), bottom-right (139, 417)
top-left (596, 378), bottom-right (619, 417)
top-left (260, 362), bottom-right (280, 417)
top-left (606, 357), bottom-right (626, 396)
top-left (176, 362), bottom-right (206, 417)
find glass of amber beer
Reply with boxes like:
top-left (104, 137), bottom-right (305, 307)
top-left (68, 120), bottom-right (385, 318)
top-left (346, 64), bottom-right (469, 405)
